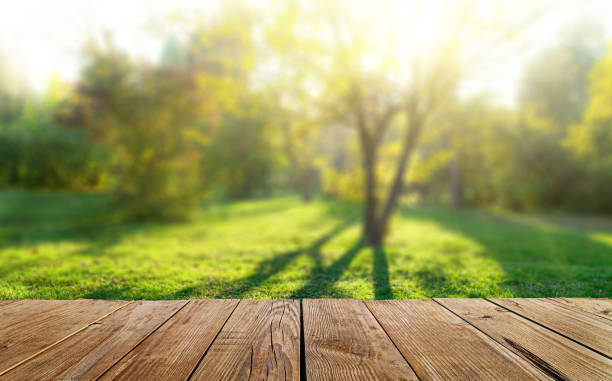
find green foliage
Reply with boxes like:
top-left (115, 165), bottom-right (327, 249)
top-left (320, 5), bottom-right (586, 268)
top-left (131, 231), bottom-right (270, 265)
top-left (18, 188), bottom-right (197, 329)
top-left (201, 97), bottom-right (277, 198)
top-left (518, 20), bottom-right (604, 126)
top-left (408, 24), bottom-right (607, 212)
top-left (0, 96), bottom-right (102, 189)
top-left (72, 42), bottom-right (202, 220)
top-left (565, 44), bottom-right (612, 212)
top-left (1, 189), bottom-right (610, 299)
top-left (1, 3), bottom-right (611, 220)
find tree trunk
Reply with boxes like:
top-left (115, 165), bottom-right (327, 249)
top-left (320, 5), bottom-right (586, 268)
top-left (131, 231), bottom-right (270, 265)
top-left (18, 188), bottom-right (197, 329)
top-left (299, 167), bottom-right (314, 202)
top-left (449, 154), bottom-right (462, 208)
top-left (282, 121), bottom-right (313, 202)
top-left (362, 141), bottom-right (380, 245)
top-left (374, 112), bottom-right (423, 245)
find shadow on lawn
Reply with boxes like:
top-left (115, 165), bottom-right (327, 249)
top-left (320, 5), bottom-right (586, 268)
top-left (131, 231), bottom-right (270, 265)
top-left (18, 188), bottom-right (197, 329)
top-left (399, 207), bottom-right (612, 297)
top-left (287, 241), bottom-right (394, 299)
top-left (0, 191), bottom-right (300, 280)
top-left (171, 220), bottom-right (358, 298)
top-left (169, 199), bottom-right (387, 299)
top-left (171, 199), bottom-right (395, 300)
top-left (0, 192), bottom-right (297, 250)
top-left (0, 191), bottom-right (138, 249)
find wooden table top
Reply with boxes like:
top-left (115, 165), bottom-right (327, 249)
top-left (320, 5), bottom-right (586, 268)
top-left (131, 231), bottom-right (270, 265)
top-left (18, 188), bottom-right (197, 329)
top-left (0, 298), bottom-right (610, 380)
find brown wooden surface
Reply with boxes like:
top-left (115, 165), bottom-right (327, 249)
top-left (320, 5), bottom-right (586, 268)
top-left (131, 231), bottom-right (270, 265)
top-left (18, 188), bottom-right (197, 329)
top-left (366, 299), bottom-right (548, 380)
top-left (191, 299), bottom-right (300, 380)
top-left (437, 298), bottom-right (612, 381)
top-left (491, 298), bottom-right (612, 357)
top-left (549, 297), bottom-right (612, 321)
top-left (0, 300), bottom-right (15, 307)
top-left (303, 299), bottom-right (417, 381)
top-left (0, 299), bottom-right (128, 375)
top-left (1, 298), bottom-right (611, 381)
top-left (99, 299), bottom-right (238, 381)
top-left (1, 300), bottom-right (186, 380)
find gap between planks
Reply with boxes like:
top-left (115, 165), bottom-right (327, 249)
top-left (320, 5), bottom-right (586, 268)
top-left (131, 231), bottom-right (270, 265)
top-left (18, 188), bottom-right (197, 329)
top-left (435, 298), bottom-right (612, 381)
top-left (486, 298), bottom-right (612, 360)
top-left (1, 298), bottom-right (610, 381)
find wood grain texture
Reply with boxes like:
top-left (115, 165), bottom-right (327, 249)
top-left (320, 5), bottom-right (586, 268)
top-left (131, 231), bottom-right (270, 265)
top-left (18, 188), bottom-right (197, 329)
top-left (549, 297), bottom-right (612, 321)
top-left (1, 300), bottom-right (186, 380)
top-left (366, 299), bottom-right (548, 380)
top-left (303, 299), bottom-right (417, 381)
top-left (490, 298), bottom-right (612, 357)
top-left (437, 298), bottom-right (612, 381)
top-left (0, 299), bottom-right (128, 375)
top-left (0, 300), bottom-right (15, 308)
top-left (99, 299), bottom-right (238, 381)
top-left (191, 299), bottom-right (300, 380)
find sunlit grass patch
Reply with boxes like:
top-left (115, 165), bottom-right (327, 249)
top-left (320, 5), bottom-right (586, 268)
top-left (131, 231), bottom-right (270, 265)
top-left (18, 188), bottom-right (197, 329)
top-left (0, 190), bottom-right (610, 299)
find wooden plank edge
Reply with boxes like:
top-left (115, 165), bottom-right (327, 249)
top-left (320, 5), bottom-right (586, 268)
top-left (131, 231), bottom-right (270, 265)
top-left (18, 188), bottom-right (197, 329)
top-left (361, 300), bottom-right (421, 378)
top-left (183, 299), bottom-right (242, 381)
top-left (432, 298), bottom-right (570, 381)
top-left (0, 300), bottom-right (134, 377)
top-left (546, 297), bottom-right (612, 322)
top-left (95, 299), bottom-right (241, 381)
top-left (92, 300), bottom-right (192, 380)
top-left (485, 298), bottom-right (612, 360)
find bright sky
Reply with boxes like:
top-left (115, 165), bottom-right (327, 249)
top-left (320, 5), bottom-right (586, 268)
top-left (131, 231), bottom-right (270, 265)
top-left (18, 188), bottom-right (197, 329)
top-left (1, 0), bottom-right (611, 106)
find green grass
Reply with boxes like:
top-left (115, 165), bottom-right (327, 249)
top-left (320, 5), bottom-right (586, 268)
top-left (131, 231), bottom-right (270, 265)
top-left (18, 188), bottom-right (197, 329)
top-left (1, 189), bottom-right (611, 299)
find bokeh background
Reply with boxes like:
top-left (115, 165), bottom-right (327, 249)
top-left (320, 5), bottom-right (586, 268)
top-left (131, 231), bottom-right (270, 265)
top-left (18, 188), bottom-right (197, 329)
top-left (1, 0), bottom-right (611, 299)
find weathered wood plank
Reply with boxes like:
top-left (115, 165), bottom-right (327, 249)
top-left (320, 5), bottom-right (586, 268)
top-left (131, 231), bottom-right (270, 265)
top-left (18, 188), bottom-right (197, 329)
top-left (99, 299), bottom-right (238, 381)
top-left (0, 299), bottom-right (128, 375)
top-left (303, 299), bottom-right (417, 381)
top-left (490, 298), bottom-right (612, 357)
top-left (437, 298), bottom-right (612, 380)
top-left (1, 300), bottom-right (186, 380)
top-left (366, 299), bottom-right (548, 380)
top-left (190, 299), bottom-right (300, 380)
top-left (0, 300), bottom-right (15, 308)
top-left (548, 297), bottom-right (612, 321)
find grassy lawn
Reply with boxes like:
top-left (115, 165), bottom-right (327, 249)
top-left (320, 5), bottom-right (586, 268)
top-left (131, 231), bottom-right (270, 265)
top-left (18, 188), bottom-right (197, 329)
top-left (1, 189), bottom-right (611, 299)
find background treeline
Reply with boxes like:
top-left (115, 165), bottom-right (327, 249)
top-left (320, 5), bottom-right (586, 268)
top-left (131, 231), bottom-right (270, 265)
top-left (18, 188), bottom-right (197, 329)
top-left (1, 2), bottom-right (611, 220)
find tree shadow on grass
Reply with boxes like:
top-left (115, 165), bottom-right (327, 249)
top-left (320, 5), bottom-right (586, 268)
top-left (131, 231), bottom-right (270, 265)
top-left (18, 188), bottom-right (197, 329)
top-left (3, 190), bottom-right (400, 299)
top-left (0, 190), bottom-right (144, 250)
top-left (288, 243), bottom-right (394, 299)
top-left (373, 246), bottom-right (393, 299)
top-left (290, 239), bottom-right (364, 298)
top-left (169, 219), bottom-right (358, 299)
top-left (0, 190), bottom-right (307, 250)
top-left (398, 207), bottom-right (612, 297)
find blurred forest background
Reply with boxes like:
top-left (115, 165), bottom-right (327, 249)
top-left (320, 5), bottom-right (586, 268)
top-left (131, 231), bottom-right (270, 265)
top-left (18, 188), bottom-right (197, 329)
top-left (1, 0), bottom-right (611, 298)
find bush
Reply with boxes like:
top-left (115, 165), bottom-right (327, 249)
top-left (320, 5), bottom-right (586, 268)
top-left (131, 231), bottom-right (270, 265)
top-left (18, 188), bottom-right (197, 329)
top-left (71, 45), bottom-right (202, 220)
top-left (0, 101), bottom-right (102, 189)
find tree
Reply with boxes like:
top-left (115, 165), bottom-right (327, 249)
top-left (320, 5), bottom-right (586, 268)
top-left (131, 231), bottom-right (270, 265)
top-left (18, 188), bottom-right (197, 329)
top-left (565, 44), bottom-right (612, 212)
top-left (68, 39), bottom-right (202, 219)
top-left (518, 20), bottom-right (604, 126)
top-left (503, 20), bottom-right (605, 209)
top-left (264, 1), bottom-right (326, 201)
top-left (182, 2), bottom-right (278, 199)
top-left (348, 67), bottom-right (457, 245)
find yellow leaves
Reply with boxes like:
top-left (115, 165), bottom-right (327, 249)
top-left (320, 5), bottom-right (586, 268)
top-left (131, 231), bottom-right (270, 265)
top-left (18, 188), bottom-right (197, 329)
top-left (566, 43), bottom-right (612, 161)
top-left (411, 149), bottom-right (453, 183)
top-left (322, 166), bottom-right (363, 202)
top-left (564, 122), bottom-right (591, 159)
top-left (523, 103), bottom-right (558, 131)
top-left (195, 74), bottom-right (241, 115)
top-left (142, 147), bottom-right (155, 163)
top-left (45, 75), bottom-right (71, 105)
top-left (183, 129), bottom-right (210, 148)
top-left (584, 46), bottom-right (612, 121)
